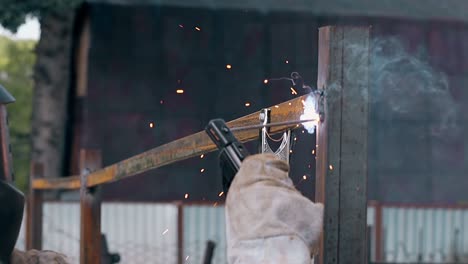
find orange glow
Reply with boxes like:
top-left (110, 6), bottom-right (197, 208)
top-left (176, 89), bottom-right (184, 94)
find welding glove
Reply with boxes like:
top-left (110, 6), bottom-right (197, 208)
top-left (10, 249), bottom-right (70, 264)
top-left (225, 153), bottom-right (323, 264)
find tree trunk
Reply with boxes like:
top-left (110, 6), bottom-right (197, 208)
top-left (31, 9), bottom-right (75, 179)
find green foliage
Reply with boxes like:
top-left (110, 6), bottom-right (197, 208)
top-left (0, 36), bottom-right (36, 191)
top-left (0, 0), bottom-right (82, 32)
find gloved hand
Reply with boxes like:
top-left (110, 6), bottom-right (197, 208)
top-left (225, 154), bottom-right (323, 264)
top-left (10, 249), bottom-right (70, 264)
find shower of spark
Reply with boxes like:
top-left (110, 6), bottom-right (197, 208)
top-left (300, 94), bottom-right (319, 134)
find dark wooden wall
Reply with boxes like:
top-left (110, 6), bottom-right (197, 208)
top-left (70, 3), bottom-right (468, 203)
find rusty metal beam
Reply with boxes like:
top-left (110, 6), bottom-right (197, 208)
top-left (32, 95), bottom-right (308, 190)
top-left (26, 162), bottom-right (44, 250)
top-left (80, 149), bottom-right (102, 264)
top-left (315, 26), bottom-right (369, 264)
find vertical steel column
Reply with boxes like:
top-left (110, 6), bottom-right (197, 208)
top-left (315, 26), bottom-right (370, 264)
top-left (80, 149), bottom-right (102, 264)
top-left (177, 203), bottom-right (184, 264)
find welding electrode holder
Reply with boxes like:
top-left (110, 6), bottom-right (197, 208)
top-left (205, 119), bottom-right (250, 193)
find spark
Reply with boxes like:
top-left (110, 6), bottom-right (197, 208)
top-left (312, 149), bottom-right (315, 155)
top-left (160, 100), bottom-right (164, 104)
top-left (303, 175), bottom-right (307, 180)
top-left (200, 154), bottom-right (204, 158)
top-left (200, 168), bottom-right (205, 173)
top-left (263, 79), bottom-right (269, 84)
top-left (289, 150), bottom-right (293, 153)
top-left (162, 229), bottom-right (169, 235)
top-left (179, 24), bottom-right (184, 28)
top-left (195, 26), bottom-right (201, 31)
top-left (184, 193), bottom-right (189, 199)
top-left (285, 60), bottom-right (289, 64)
top-left (176, 89), bottom-right (184, 94)
top-left (288, 102), bottom-right (292, 106)
top-left (218, 191), bottom-right (224, 197)
top-left (329, 165), bottom-right (334, 170)
top-left (275, 105), bottom-right (279, 108)
top-left (149, 122), bottom-right (154, 128)
top-left (245, 102), bottom-right (251, 107)
top-left (308, 164), bottom-right (311, 168)
top-left (300, 95), bottom-right (320, 134)
top-left (302, 130), bottom-right (305, 133)
top-left (226, 64), bottom-right (232, 69)
top-left (290, 87), bottom-right (298, 95)
top-left (294, 137), bottom-right (297, 141)
top-left (213, 202), bottom-right (218, 207)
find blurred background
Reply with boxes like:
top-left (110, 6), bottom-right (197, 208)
top-left (1, 1), bottom-right (468, 263)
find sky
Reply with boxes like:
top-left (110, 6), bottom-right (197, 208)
top-left (0, 17), bottom-right (41, 40)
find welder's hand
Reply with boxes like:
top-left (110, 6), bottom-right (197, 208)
top-left (225, 154), bottom-right (323, 264)
top-left (11, 249), bottom-right (70, 264)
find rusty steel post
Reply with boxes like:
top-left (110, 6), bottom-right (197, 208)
top-left (80, 149), bottom-right (102, 264)
top-left (26, 162), bottom-right (44, 250)
top-left (374, 202), bottom-right (384, 262)
top-left (315, 26), bottom-right (370, 264)
top-left (0, 105), bottom-right (14, 182)
top-left (177, 203), bottom-right (184, 264)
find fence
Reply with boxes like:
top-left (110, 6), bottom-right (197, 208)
top-left (18, 201), bottom-right (468, 263)
top-left (25, 95), bottom-right (308, 264)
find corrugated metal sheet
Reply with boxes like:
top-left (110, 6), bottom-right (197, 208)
top-left (39, 202), bottom-right (178, 264)
top-left (15, 202), bottom-right (468, 263)
top-left (382, 207), bottom-right (468, 263)
top-left (183, 204), bottom-right (227, 264)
